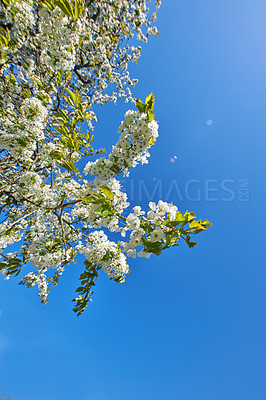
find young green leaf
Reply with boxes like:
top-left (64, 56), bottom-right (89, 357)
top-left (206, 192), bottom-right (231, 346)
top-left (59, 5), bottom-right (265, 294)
top-left (54, 0), bottom-right (74, 19)
top-left (189, 220), bottom-right (206, 230)
top-left (50, 150), bottom-right (64, 160)
top-left (98, 186), bottom-right (114, 201)
top-left (145, 92), bottom-right (155, 111)
top-left (135, 99), bottom-right (146, 113)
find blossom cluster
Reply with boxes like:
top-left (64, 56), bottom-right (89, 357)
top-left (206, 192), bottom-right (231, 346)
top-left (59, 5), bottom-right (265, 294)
top-left (38, 5), bottom-right (85, 71)
top-left (1, 0), bottom-right (161, 108)
top-left (1, 97), bottom-right (48, 161)
top-left (84, 110), bottom-right (159, 179)
top-left (121, 201), bottom-right (178, 259)
top-left (77, 230), bottom-right (129, 280)
top-left (0, 0), bottom-right (211, 315)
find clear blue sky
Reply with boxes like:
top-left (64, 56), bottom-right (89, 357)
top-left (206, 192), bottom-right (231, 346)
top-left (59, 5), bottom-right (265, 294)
top-left (1, 1), bottom-right (266, 399)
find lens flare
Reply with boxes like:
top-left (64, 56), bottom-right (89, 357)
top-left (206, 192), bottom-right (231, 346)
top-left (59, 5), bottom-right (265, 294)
top-left (170, 155), bottom-right (178, 163)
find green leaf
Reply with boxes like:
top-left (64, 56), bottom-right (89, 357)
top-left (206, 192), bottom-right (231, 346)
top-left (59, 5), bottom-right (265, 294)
top-left (86, 190), bottom-right (103, 198)
top-left (148, 136), bottom-right (156, 146)
top-left (135, 99), bottom-right (146, 113)
top-left (98, 186), bottom-right (114, 201)
top-left (54, 0), bottom-right (74, 19)
top-left (184, 211), bottom-right (196, 223)
top-left (74, 0), bottom-right (83, 21)
top-left (33, 76), bottom-right (43, 89)
top-left (0, 32), bottom-right (9, 47)
top-left (110, 164), bottom-right (120, 174)
top-left (67, 43), bottom-right (73, 53)
top-left (50, 150), bottom-right (64, 160)
top-left (54, 125), bottom-right (69, 136)
top-left (0, 262), bottom-right (8, 270)
top-left (165, 234), bottom-right (172, 247)
top-left (60, 160), bottom-right (77, 172)
top-left (40, 0), bottom-right (55, 9)
top-left (175, 211), bottom-right (186, 223)
top-left (147, 110), bottom-right (155, 122)
top-left (65, 88), bottom-right (81, 107)
top-left (142, 237), bottom-right (164, 255)
top-left (164, 221), bottom-right (180, 228)
top-left (200, 219), bottom-right (212, 229)
top-left (16, 138), bottom-right (30, 147)
top-left (114, 276), bottom-right (125, 283)
top-left (189, 220), bottom-right (205, 230)
top-left (74, 0), bottom-right (79, 20)
top-left (79, 196), bottom-right (93, 202)
top-left (72, 263), bottom-right (100, 316)
top-left (185, 235), bottom-right (197, 248)
top-left (145, 92), bottom-right (155, 111)
top-left (84, 259), bottom-right (92, 269)
top-left (54, 109), bottom-right (69, 122)
top-left (94, 204), bottom-right (112, 217)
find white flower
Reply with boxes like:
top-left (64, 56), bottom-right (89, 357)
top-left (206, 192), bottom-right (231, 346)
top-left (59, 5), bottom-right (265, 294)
top-left (157, 201), bottom-right (170, 213)
top-left (133, 206), bottom-right (145, 215)
top-left (147, 210), bottom-right (156, 221)
top-left (169, 205), bottom-right (178, 221)
top-left (126, 213), bottom-right (140, 230)
top-left (137, 250), bottom-right (151, 259)
top-left (150, 227), bottom-right (164, 243)
top-left (149, 202), bottom-right (156, 211)
top-left (127, 249), bottom-right (136, 258)
top-left (147, 26), bottom-right (159, 37)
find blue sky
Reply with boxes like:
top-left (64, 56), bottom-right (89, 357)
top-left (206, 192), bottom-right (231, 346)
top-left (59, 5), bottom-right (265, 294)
top-left (1, 1), bottom-right (266, 399)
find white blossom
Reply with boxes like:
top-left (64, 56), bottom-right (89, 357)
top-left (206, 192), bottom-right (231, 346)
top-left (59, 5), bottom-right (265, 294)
top-left (0, 0), bottom-right (211, 313)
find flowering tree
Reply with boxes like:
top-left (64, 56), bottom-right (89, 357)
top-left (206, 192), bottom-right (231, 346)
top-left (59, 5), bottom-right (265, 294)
top-left (0, 0), bottom-right (211, 315)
